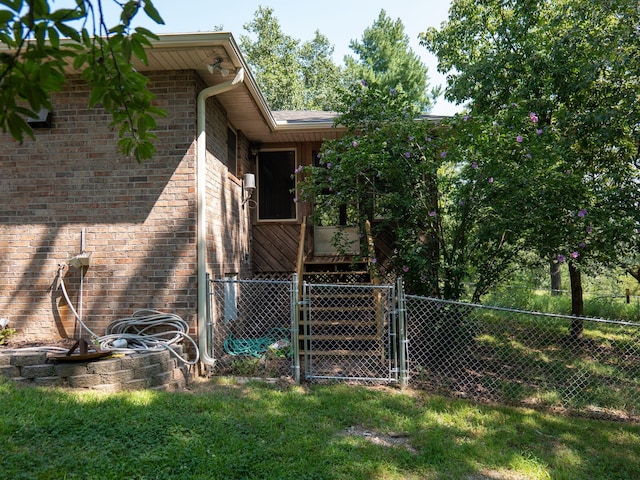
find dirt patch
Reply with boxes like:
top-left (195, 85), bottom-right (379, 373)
top-left (339, 425), bottom-right (418, 454)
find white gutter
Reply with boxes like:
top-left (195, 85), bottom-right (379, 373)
top-left (196, 68), bottom-right (245, 368)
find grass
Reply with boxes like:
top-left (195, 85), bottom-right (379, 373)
top-left (2, 378), bottom-right (640, 479)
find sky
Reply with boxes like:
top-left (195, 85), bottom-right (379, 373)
top-left (104, 0), bottom-right (462, 116)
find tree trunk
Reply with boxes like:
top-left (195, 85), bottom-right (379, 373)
top-left (568, 260), bottom-right (584, 340)
top-left (549, 257), bottom-right (562, 295)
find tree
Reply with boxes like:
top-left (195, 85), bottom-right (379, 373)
top-left (299, 30), bottom-right (343, 111)
top-left (240, 7), bottom-right (342, 111)
top-left (298, 82), bottom-right (537, 301)
top-left (0, 0), bottom-right (166, 162)
top-left (422, 0), bottom-right (640, 336)
top-left (344, 9), bottom-right (434, 112)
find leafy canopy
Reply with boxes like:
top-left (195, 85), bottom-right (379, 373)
top-left (0, 0), bottom-right (166, 162)
top-left (240, 6), bottom-right (342, 111)
top-left (344, 9), bottom-right (435, 113)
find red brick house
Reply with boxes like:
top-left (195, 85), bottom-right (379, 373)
top-left (0, 32), bottom-right (344, 364)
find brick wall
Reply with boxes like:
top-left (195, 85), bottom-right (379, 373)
top-left (0, 70), bottom-right (250, 341)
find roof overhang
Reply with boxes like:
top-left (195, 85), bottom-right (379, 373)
top-left (114, 32), bottom-right (345, 144)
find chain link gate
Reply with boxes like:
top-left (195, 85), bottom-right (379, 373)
top-left (300, 280), bottom-right (407, 384)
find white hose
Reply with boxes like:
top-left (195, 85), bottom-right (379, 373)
top-left (53, 265), bottom-right (199, 365)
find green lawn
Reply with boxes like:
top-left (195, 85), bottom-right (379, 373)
top-left (1, 377), bottom-right (639, 480)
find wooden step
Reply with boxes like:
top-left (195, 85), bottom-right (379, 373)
top-left (299, 320), bottom-right (380, 327)
top-left (299, 335), bottom-right (378, 341)
top-left (303, 350), bottom-right (379, 357)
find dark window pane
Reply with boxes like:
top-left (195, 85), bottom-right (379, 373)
top-left (258, 150), bottom-right (296, 220)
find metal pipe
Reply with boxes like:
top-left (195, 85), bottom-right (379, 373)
top-left (196, 68), bottom-right (245, 368)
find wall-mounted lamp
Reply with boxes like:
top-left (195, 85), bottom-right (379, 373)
top-left (207, 57), bottom-right (230, 77)
top-left (242, 173), bottom-right (256, 209)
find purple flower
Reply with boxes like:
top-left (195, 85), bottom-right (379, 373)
top-left (440, 151), bottom-right (447, 158)
top-left (464, 115), bottom-right (470, 121)
top-left (578, 209), bottom-right (587, 218)
top-left (361, 79), bottom-right (368, 87)
top-left (471, 162), bottom-right (478, 169)
top-left (371, 258), bottom-right (377, 264)
top-left (426, 137), bottom-right (432, 142)
top-left (293, 197), bottom-right (298, 203)
top-left (529, 112), bottom-right (539, 123)
top-left (557, 254), bottom-right (566, 263)
top-left (536, 129), bottom-right (543, 135)
top-left (390, 88), bottom-right (397, 95)
top-left (352, 141), bottom-right (358, 148)
top-left (516, 135), bottom-right (523, 143)
top-left (579, 242), bottom-right (586, 248)
top-left (488, 177), bottom-right (494, 183)
top-left (421, 275), bottom-right (427, 283)
top-left (404, 152), bottom-right (411, 158)
top-left (571, 251), bottom-right (579, 259)
top-left (326, 162), bottom-right (332, 169)
top-left (586, 226), bottom-right (593, 234)
top-left (402, 266), bottom-right (409, 273)
top-left (428, 211), bottom-right (436, 217)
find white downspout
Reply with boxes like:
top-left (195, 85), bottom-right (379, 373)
top-left (196, 68), bottom-right (245, 367)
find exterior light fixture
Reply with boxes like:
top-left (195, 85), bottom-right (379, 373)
top-left (207, 57), bottom-right (229, 77)
top-left (242, 173), bottom-right (256, 209)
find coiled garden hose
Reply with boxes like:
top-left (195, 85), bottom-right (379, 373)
top-left (57, 265), bottom-right (199, 365)
top-left (223, 328), bottom-right (290, 358)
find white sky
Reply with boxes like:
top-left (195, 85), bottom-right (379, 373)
top-left (101, 0), bottom-right (463, 116)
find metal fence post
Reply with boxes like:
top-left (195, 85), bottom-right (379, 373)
top-left (397, 277), bottom-right (408, 389)
top-left (291, 274), bottom-right (301, 384)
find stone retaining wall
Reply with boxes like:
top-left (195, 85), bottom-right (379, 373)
top-left (0, 346), bottom-right (193, 392)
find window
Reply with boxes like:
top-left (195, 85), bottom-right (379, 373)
top-left (257, 150), bottom-right (296, 220)
top-left (226, 126), bottom-right (237, 176)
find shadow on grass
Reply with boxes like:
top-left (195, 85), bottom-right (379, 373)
top-left (1, 378), bottom-right (640, 479)
top-left (409, 304), bottom-right (640, 420)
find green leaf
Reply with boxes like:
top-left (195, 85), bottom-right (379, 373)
top-left (0, 9), bottom-right (14, 23)
top-left (88, 86), bottom-right (107, 107)
top-left (7, 112), bottom-right (31, 142)
top-left (0, 0), bottom-right (21, 11)
top-left (130, 37), bottom-right (147, 64)
top-left (47, 26), bottom-right (59, 48)
top-left (143, 1), bottom-right (164, 25)
top-left (57, 22), bottom-right (80, 42)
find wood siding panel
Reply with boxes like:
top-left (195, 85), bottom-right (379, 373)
top-left (252, 224), bottom-right (299, 272)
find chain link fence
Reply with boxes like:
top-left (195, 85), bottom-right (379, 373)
top-left (207, 278), bottom-right (295, 378)
top-left (301, 282), bottom-right (403, 383)
top-left (206, 277), bottom-right (640, 420)
top-left (405, 295), bottom-right (640, 419)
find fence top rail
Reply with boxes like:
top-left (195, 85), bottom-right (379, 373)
top-left (404, 294), bottom-right (640, 328)
top-left (210, 278), bottom-right (293, 286)
top-left (305, 282), bottom-right (395, 291)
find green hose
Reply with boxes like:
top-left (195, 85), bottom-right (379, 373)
top-left (223, 328), bottom-right (290, 358)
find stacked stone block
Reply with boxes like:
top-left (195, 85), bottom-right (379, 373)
top-left (0, 347), bottom-right (192, 392)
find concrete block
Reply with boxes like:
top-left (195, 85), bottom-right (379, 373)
top-left (11, 352), bottom-right (48, 366)
top-left (0, 353), bottom-right (12, 366)
top-left (151, 370), bottom-right (173, 386)
top-left (87, 358), bottom-right (123, 374)
top-left (145, 350), bottom-right (170, 364)
top-left (133, 363), bottom-right (162, 380)
top-left (68, 374), bottom-right (102, 388)
top-left (0, 365), bottom-right (21, 378)
top-left (121, 354), bottom-right (151, 370)
top-left (21, 364), bottom-right (56, 378)
top-left (34, 376), bottom-right (65, 387)
top-left (122, 378), bottom-right (151, 390)
top-left (55, 363), bottom-right (89, 377)
top-left (91, 383), bottom-right (121, 393)
top-left (100, 369), bottom-right (135, 384)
